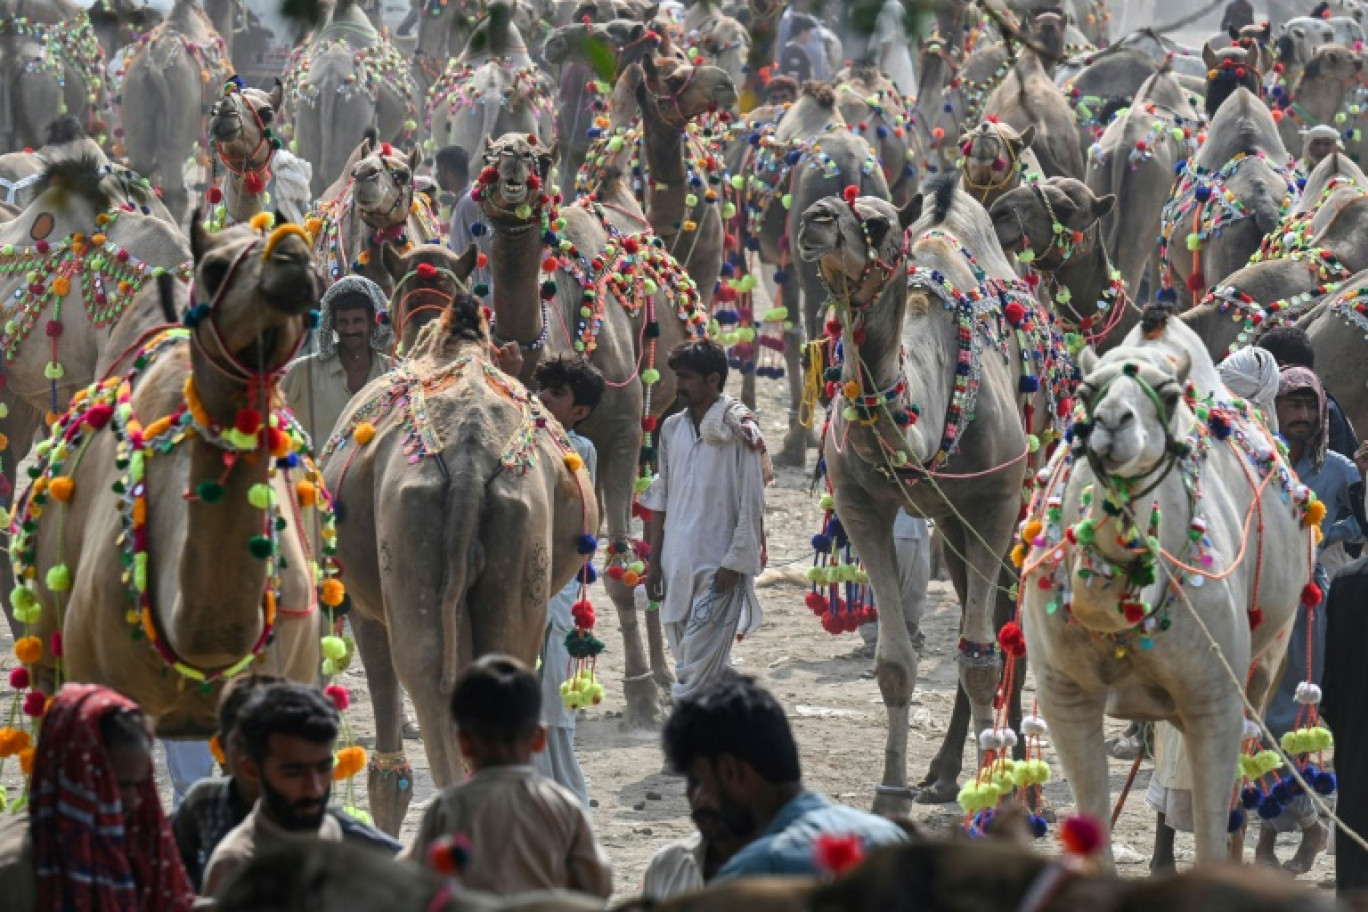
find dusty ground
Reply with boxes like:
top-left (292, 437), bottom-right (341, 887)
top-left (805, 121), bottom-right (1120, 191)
top-left (0, 358), bottom-right (1335, 900)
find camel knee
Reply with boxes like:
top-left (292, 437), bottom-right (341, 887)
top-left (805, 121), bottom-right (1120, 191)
top-left (960, 661), bottom-right (1000, 707)
top-left (875, 657), bottom-right (915, 706)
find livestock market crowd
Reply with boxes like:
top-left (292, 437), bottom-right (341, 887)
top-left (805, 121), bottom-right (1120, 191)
top-left (6, 0), bottom-right (1368, 907)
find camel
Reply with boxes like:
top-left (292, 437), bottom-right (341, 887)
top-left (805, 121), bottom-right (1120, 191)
top-left (1019, 305), bottom-right (1315, 866)
top-left (0, 2), bottom-right (111, 153)
top-left (991, 176), bottom-right (1140, 351)
top-left (322, 247), bottom-right (598, 835)
top-left (87, 0), bottom-right (165, 61)
top-left (1298, 273), bottom-right (1368, 437)
top-left (679, 0), bottom-right (748, 88)
top-left (425, 51), bottom-right (556, 171)
top-left (834, 65), bottom-right (923, 208)
top-left (308, 136), bottom-right (442, 295)
top-left (575, 55), bottom-right (735, 308)
top-left (119, 0), bottom-right (231, 222)
top-left (949, 9), bottom-right (1075, 132)
top-left (956, 120), bottom-right (1041, 210)
top-left (1274, 16), bottom-right (1339, 85)
top-left (795, 176), bottom-right (1074, 814)
top-left (1156, 87), bottom-right (1297, 309)
top-left (912, 35), bottom-right (967, 175)
top-left (983, 50), bottom-right (1086, 180)
top-left (1271, 43), bottom-right (1367, 165)
top-left (206, 82), bottom-right (284, 230)
top-left (1060, 47), bottom-right (1160, 154)
top-left (412, 0), bottom-right (543, 95)
top-left (279, 2), bottom-right (419, 197)
top-left (1083, 65), bottom-right (1201, 298)
top-left (478, 133), bottom-right (708, 725)
top-left (10, 216), bottom-right (328, 737)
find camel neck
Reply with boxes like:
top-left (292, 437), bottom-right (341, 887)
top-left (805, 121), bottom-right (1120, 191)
top-left (641, 115), bottom-right (689, 240)
top-left (222, 170), bottom-right (265, 225)
top-left (489, 220), bottom-right (546, 353)
top-left (1294, 75), bottom-right (1350, 124)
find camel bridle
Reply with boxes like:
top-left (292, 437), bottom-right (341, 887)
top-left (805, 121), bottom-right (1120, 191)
top-left (355, 154), bottom-right (415, 233)
top-left (1074, 363), bottom-right (1190, 504)
top-left (649, 64), bottom-right (701, 130)
top-left (393, 263), bottom-right (474, 348)
top-left (213, 88), bottom-right (276, 184)
top-left (818, 195), bottom-right (905, 313)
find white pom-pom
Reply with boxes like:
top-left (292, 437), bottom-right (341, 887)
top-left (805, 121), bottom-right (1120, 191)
top-left (1021, 715), bottom-right (1049, 737)
top-left (1000, 728), bottom-right (1019, 748)
top-left (1294, 682), bottom-right (1323, 705)
top-left (633, 584), bottom-right (650, 611)
top-left (979, 728), bottom-right (1005, 751)
top-left (1242, 718), bottom-right (1262, 740)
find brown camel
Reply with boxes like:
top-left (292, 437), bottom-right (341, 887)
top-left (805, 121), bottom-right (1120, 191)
top-left (983, 49), bottom-right (1086, 180)
top-left (1062, 47), bottom-right (1160, 155)
top-left (119, 0), bottom-right (230, 222)
top-left (0, 0), bottom-right (111, 153)
top-left (679, 0), bottom-right (749, 88)
top-left (834, 65), bottom-right (923, 208)
top-left (956, 119), bottom-right (1041, 210)
top-left (912, 35), bottom-right (967, 174)
top-left (308, 135), bottom-right (442, 295)
top-left (1273, 43), bottom-right (1368, 164)
top-left (1297, 272), bottom-right (1368, 437)
top-left (478, 133), bottom-right (707, 725)
top-left (322, 249), bottom-right (599, 834)
top-left (206, 82), bottom-right (285, 230)
top-left (10, 217), bottom-right (326, 737)
top-left (795, 176), bottom-right (1074, 813)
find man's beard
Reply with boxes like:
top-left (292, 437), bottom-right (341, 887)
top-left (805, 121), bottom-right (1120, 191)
top-left (261, 776), bottom-right (330, 832)
top-left (691, 801), bottom-right (756, 844)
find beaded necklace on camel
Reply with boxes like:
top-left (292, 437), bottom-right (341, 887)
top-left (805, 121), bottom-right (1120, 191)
top-left (422, 58), bottom-right (553, 154)
top-left (0, 208), bottom-right (194, 413)
top-left (5, 15), bottom-right (111, 142)
top-left (1083, 102), bottom-right (1201, 171)
top-left (277, 37), bottom-right (420, 152)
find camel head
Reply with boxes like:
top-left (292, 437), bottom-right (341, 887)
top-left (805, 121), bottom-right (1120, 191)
top-left (1075, 333), bottom-right (1192, 479)
top-left (796, 192), bottom-right (918, 308)
top-left (475, 132), bottom-right (556, 224)
top-left (383, 242), bottom-right (481, 353)
top-left (350, 138), bottom-right (420, 230)
top-left (989, 176), bottom-right (1113, 268)
top-left (1302, 43), bottom-right (1365, 86)
top-left (958, 121), bottom-right (1034, 193)
top-left (1201, 42), bottom-right (1267, 119)
top-left (209, 81), bottom-right (283, 180)
top-left (1027, 8), bottom-right (1068, 61)
top-left (635, 55), bottom-right (737, 128)
top-left (187, 217), bottom-right (321, 376)
top-left (1276, 18), bottom-right (1336, 71)
top-left (544, 19), bottom-right (652, 67)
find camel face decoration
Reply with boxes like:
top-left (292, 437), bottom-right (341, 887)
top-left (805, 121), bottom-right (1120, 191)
top-left (351, 141), bottom-right (421, 229)
top-left (1074, 349), bottom-right (1189, 478)
top-left (796, 195), bottom-right (911, 303)
top-left (210, 83), bottom-right (283, 180)
top-left (543, 19), bottom-right (648, 67)
top-left (990, 177), bottom-right (1113, 267)
top-left (958, 121), bottom-right (1036, 206)
top-left (477, 134), bottom-right (554, 220)
top-left (382, 242), bottom-right (481, 352)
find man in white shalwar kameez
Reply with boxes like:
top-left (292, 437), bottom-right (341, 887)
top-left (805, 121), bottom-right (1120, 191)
top-left (642, 340), bottom-right (769, 701)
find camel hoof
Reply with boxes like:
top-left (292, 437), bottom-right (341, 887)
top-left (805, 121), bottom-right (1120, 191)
top-left (915, 779), bottom-right (960, 805)
top-left (402, 720), bottom-right (422, 740)
top-left (653, 665), bottom-right (675, 692)
top-left (619, 674), bottom-right (663, 731)
top-left (872, 785), bottom-right (915, 817)
top-left (367, 761), bottom-right (413, 838)
top-left (773, 432), bottom-right (807, 469)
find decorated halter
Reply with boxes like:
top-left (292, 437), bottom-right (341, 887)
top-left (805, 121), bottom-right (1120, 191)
top-left (1072, 359), bottom-right (1190, 505)
top-left (354, 144), bottom-right (417, 236)
top-left (957, 122), bottom-right (1025, 202)
top-left (647, 63), bottom-right (702, 130)
top-left (392, 260), bottom-right (477, 352)
top-left (818, 186), bottom-right (905, 311)
top-left (210, 77), bottom-right (280, 199)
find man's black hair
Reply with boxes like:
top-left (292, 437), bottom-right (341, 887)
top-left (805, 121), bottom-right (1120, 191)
top-left (449, 654), bottom-right (542, 743)
top-left (1257, 325), bottom-right (1315, 370)
top-left (218, 673), bottom-right (286, 739)
top-left (435, 145), bottom-right (471, 186)
top-left (237, 683), bottom-right (340, 764)
top-left (534, 353), bottom-right (606, 413)
top-left (662, 672), bottom-right (801, 783)
top-left (667, 338), bottom-right (729, 390)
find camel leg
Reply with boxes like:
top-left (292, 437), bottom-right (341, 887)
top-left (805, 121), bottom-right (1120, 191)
top-left (1035, 669), bottom-right (1113, 868)
top-left (918, 523), bottom-right (972, 803)
top-left (957, 518), bottom-right (1010, 767)
top-left (1182, 699), bottom-right (1246, 865)
top-left (353, 613), bottom-right (410, 836)
top-left (740, 370), bottom-right (756, 411)
top-left (646, 606), bottom-right (672, 692)
top-left (774, 261), bottom-right (806, 468)
top-left (0, 397), bottom-right (45, 640)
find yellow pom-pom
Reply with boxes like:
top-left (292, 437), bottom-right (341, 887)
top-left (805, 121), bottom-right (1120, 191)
top-left (296, 480), bottom-right (318, 507)
top-left (353, 423), bottom-right (376, 445)
top-left (1304, 499), bottom-right (1327, 528)
top-left (51, 277), bottom-right (70, 297)
top-left (1011, 542), bottom-right (1027, 568)
top-left (1021, 520), bottom-right (1043, 544)
top-left (321, 578), bottom-right (346, 608)
top-left (306, 217), bottom-right (323, 238)
top-left (321, 635), bottom-right (348, 660)
top-left (19, 747), bottom-right (34, 775)
top-left (332, 745), bottom-right (367, 780)
top-left (48, 477), bottom-right (74, 502)
top-left (249, 212), bottom-right (274, 232)
top-left (564, 452), bottom-right (584, 472)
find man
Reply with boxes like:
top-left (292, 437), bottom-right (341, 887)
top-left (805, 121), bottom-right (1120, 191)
top-left (202, 683), bottom-right (346, 896)
top-left (1258, 367), bottom-right (1365, 873)
top-left (778, 14), bottom-right (819, 84)
top-left (448, 180), bottom-right (493, 298)
top-left (662, 672), bottom-right (907, 879)
top-left (431, 145), bottom-right (470, 240)
top-left (1301, 125), bottom-right (1344, 174)
top-left (1321, 549), bottom-right (1368, 893)
top-left (643, 339), bottom-right (768, 700)
top-left (856, 510), bottom-right (930, 660)
top-left (773, 1), bottom-right (829, 82)
top-left (281, 276), bottom-right (394, 447)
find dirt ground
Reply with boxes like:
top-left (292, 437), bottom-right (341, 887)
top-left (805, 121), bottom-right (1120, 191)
top-left (0, 359), bottom-right (1337, 901)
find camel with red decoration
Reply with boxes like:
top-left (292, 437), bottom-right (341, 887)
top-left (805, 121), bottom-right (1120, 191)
top-left (204, 82), bottom-right (285, 230)
top-left (678, 0), bottom-right (748, 88)
top-left (982, 49), bottom-right (1085, 180)
top-left (835, 65), bottom-right (924, 208)
top-left (956, 119), bottom-right (1041, 211)
top-left (306, 136), bottom-right (442, 295)
top-left (1018, 305), bottom-right (1315, 867)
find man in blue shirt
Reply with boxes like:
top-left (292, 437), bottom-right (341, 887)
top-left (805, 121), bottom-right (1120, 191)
top-left (661, 672), bottom-right (907, 879)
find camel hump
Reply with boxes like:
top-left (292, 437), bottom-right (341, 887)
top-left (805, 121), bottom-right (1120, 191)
top-left (38, 155), bottom-right (111, 213)
top-left (801, 81), bottom-right (836, 108)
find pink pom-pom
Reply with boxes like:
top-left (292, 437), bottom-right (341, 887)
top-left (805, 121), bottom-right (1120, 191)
top-left (323, 684), bottom-right (351, 711)
top-left (1060, 814), bottom-right (1104, 856)
top-left (9, 667), bottom-right (29, 689)
top-left (22, 691), bottom-right (47, 717)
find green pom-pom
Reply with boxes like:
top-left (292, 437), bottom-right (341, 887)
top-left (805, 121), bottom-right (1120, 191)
top-left (248, 535), bottom-right (274, 559)
top-left (197, 480), bottom-right (225, 504)
top-left (321, 635), bottom-right (348, 660)
top-left (11, 585), bottom-right (36, 613)
top-left (1074, 518), bottom-right (1097, 545)
top-left (45, 563), bottom-right (71, 592)
top-left (247, 483), bottom-right (274, 509)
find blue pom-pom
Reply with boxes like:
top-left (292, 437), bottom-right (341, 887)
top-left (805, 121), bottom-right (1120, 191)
top-left (1315, 771), bottom-right (1337, 795)
top-left (943, 102), bottom-right (954, 113)
top-left (579, 563), bottom-right (598, 585)
top-left (876, 125), bottom-right (888, 139)
top-left (1028, 814), bottom-right (1049, 838)
top-left (1271, 782), bottom-right (1292, 805)
top-left (1208, 415), bottom-right (1231, 439)
top-left (905, 164), bottom-right (917, 177)
top-left (469, 222), bottom-right (486, 237)
top-left (713, 309), bottom-right (740, 325)
top-left (1194, 185), bottom-right (1212, 203)
top-left (1241, 786), bottom-right (1261, 809)
top-left (1257, 794), bottom-right (1283, 819)
top-left (720, 262), bottom-right (735, 277)
top-left (1283, 772), bottom-right (1305, 796)
top-left (746, 237), bottom-right (760, 251)
top-left (1174, 160), bottom-right (1187, 175)
top-left (811, 533), bottom-right (832, 551)
top-left (586, 127), bottom-right (603, 139)
top-left (1228, 808), bottom-right (1246, 833)
top-left (773, 269), bottom-right (788, 284)
top-left (576, 534), bottom-right (598, 555)
top-left (1019, 375), bottom-right (1040, 393)
top-left (1157, 287), bottom-right (1179, 303)
top-left (786, 149), bottom-right (802, 165)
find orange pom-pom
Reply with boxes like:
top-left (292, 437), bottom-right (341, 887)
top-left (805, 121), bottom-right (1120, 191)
top-left (296, 480), bottom-right (318, 507)
top-left (19, 747), bottom-right (34, 775)
top-left (332, 745), bottom-right (367, 780)
top-left (321, 578), bottom-right (346, 608)
top-left (1304, 499), bottom-right (1327, 528)
top-left (209, 734), bottom-right (226, 765)
top-left (48, 477), bottom-right (74, 502)
top-left (14, 636), bottom-right (42, 665)
top-left (622, 570), bottom-right (640, 587)
top-left (353, 422), bottom-right (376, 445)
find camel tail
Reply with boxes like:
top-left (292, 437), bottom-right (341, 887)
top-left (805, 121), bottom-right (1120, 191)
top-left (438, 473), bottom-right (486, 695)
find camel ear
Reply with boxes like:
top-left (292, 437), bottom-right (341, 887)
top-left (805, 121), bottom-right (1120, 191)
top-left (1091, 193), bottom-right (1115, 222)
top-left (863, 214), bottom-right (892, 251)
top-left (408, 145), bottom-right (422, 172)
top-left (1078, 346), bottom-right (1099, 374)
top-left (1202, 42), bottom-right (1218, 70)
top-left (1228, 24), bottom-right (1241, 40)
top-left (1017, 124), bottom-right (1036, 149)
top-left (190, 210), bottom-right (210, 264)
top-left (361, 134), bottom-right (375, 159)
top-left (899, 193), bottom-right (922, 230)
top-left (453, 243), bottom-right (479, 280)
top-left (269, 79), bottom-right (284, 111)
top-left (380, 242), bottom-right (406, 285)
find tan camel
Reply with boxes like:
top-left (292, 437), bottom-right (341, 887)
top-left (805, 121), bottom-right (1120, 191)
top-left (577, 55), bottom-right (735, 307)
top-left (1273, 43), bottom-right (1368, 164)
top-left (425, 49), bottom-right (556, 172)
top-left (1020, 306), bottom-right (1313, 866)
top-left (322, 248), bottom-right (598, 834)
top-left (308, 136), bottom-right (442, 295)
top-left (206, 82), bottom-right (285, 230)
top-left (478, 133), bottom-right (706, 726)
top-left (795, 176), bottom-right (1074, 814)
top-left (119, 0), bottom-right (230, 222)
top-left (412, 0), bottom-right (542, 96)
top-left (1083, 65), bottom-right (1201, 298)
top-left (680, 0), bottom-right (749, 88)
top-left (0, 0), bottom-right (111, 153)
top-left (834, 65), bottom-right (923, 208)
top-left (1300, 272), bottom-right (1368, 437)
top-left (983, 50), bottom-right (1085, 179)
top-left (10, 217), bottom-right (328, 736)
top-left (913, 36), bottom-right (967, 174)
top-left (956, 120), bottom-right (1041, 210)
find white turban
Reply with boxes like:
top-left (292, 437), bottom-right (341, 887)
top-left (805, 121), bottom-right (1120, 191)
top-left (1217, 346), bottom-right (1280, 431)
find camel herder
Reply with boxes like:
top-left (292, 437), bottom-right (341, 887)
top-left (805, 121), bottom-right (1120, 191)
top-left (1302, 125), bottom-right (1345, 174)
top-left (643, 339), bottom-right (769, 701)
top-left (281, 276), bottom-right (395, 448)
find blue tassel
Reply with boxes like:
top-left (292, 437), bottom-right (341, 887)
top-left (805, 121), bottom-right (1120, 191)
top-left (1271, 782), bottom-right (1292, 804)
top-left (1019, 375), bottom-right (1040, 393)
top-left (579, 563), bottom-right (597, 585)
top-left (1257, 794), bottom-right (1283, 820)
top-left (773, 269), bottom-right (788, 284)
top-left (720, 262), bottom-right (735, 277)
top-left (1028, 814), bottom-right (1049, 838)
top-left (811, 533), bottom-right (832, 551)
top-left (1241, 786), bottom-right (1261, 809)
top-left (1315, 771), bottom-right (1337, 795)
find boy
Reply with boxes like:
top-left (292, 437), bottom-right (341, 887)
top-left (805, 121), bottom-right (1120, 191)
top-left (533, 354), bottom-right (605, 807)
top-left (404, 655), bottom-right (613, 897)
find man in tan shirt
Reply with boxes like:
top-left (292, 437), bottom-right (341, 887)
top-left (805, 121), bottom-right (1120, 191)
top-left (281, 275), bottom-right (394, 449)
top-left (203, 683), bottom-right (346, 897)
top-left (403, 656), bottom-right (612, 897)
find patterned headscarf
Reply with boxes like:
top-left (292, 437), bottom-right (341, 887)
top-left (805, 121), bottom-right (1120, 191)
top-left (31, 684), bottom-right (195, 912)
top-left (1277, 366), bottom-right (1328, 471)
top-left (317, 276), bottom-right (394, 358)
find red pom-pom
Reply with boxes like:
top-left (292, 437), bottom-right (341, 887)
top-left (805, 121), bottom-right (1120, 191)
top-left (45, 320), bottom-right (62, 338)
top-left (207, 185), bottom-right (223, 204)
top-left (824, 319), bottom-right (842, 337)
top-left (606, 564), bottom-right (625, 581)
top-left (820, 613), bottom-right (844, 635)
top-left (997, 620), bottom-right (1027, 657)
top-left (243, 170), bottom-right (266, 195)
top-left (235, 409), bottom-right (262, 435)
top-left (476, 252), bottom-right (488, 269)
top-left (805, 591), bottom-right (828, 614)
top-left (1248, 607), bottom-right (1264, 630)
top-left (83, 404), bottom-right (114, 429)
top-left (527, 174), bottom-right (541, 190)
top-left (9, 667), bottom-right (29, 689)
top-left (49, 631), bottom-right (62, 658)
top-left (813, 833), bottom-right (865, 876)
top-left (1004, 301), bottom-right (1026, 327)
top-left (1301, 582), bottom-right (1323, 608)
top-left (22, 691), bottom-right (47, 717)
top-left (416, 262), bottom-right (438, 280)
top-left (843, 185), bottom-right (859, 204)
top-left (641, 415), bottom-right (657, 432)
top-left (427, 834), bottom-right (471, 876)
top-left (1122, 601), bottom-right (1146, 624)
top-left (1186, 271), bottom-right (1206, 293)
top-left (324, 684), bottom-right (351, 711)
top-left (380, 142), bottom-right (394, 157)
top-left (841, 612), bottom-right (863, 633)
top-left (1060, 814), bottom-right (1104, 856)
